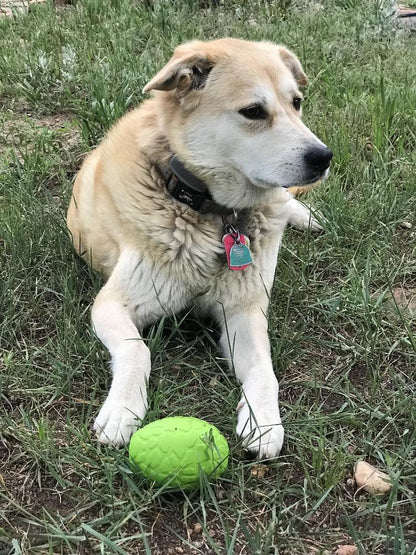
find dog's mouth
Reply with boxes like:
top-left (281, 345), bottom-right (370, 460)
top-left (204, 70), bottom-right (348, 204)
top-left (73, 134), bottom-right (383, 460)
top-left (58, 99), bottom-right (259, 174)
top-left (251, 167), bottom-right (330, 190)
top-left (298, 167), bottom-right (331, 187)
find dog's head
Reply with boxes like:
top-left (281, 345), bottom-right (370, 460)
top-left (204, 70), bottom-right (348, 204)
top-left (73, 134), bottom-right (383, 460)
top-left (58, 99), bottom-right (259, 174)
top-left (144, 39), bottom-right (332, 208)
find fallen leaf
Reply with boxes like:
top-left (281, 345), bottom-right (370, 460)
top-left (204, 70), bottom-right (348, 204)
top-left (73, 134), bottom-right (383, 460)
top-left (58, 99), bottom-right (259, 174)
top-left (354, 461), bottom-right (391, 495)
top-left (337, 545), bottom-right (358, 555)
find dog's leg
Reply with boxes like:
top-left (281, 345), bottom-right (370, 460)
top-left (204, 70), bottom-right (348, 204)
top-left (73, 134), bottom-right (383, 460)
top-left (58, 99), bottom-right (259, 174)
top-left (218, 306), bottom-right (284, 459)
top-left (286, 197), bottom-right (324, 231)
top-left (91, 259), bottom-right (151, 447)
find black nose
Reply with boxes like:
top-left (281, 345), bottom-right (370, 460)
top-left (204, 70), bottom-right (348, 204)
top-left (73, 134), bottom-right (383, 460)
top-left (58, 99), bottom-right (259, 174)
top-left (304, 146), bottom-right (333, 173)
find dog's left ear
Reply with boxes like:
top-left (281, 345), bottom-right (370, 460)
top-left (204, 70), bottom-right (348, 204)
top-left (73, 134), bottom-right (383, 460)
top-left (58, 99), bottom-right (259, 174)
top-left (278, 47), bottom-right (308, 86)
top-left (143, 43), bottom-right (215, 95)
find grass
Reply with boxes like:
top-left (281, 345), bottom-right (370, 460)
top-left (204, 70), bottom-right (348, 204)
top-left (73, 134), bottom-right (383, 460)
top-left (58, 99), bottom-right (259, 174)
top-left (0, 0), bottom-right (415, 553)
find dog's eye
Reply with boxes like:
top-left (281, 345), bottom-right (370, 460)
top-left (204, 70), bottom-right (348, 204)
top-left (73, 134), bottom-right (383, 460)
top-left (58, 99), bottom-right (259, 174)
top-left (238, 104), bottom-right (268, 120)
top-left (292, 97), bottom-right (302, 111)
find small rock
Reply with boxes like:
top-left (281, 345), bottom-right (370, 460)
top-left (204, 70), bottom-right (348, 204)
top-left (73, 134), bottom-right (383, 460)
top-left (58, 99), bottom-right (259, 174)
top-left (354, 460), bottom-right (391, 495)
top-left (346, 478), bottom-right (356, 489)
top-left (337, 545), bottom-right (358, 555)
top-left (208, 529), bottom-right (217, 537)
top-left (193, 523), bottom-right (202, 534)
top-left (399, 221), bottom-right (412, 230)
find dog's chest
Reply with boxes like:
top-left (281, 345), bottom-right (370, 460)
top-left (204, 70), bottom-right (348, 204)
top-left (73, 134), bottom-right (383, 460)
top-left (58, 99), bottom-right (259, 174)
top-left (142, 211), bottom-right (224, 280)
top-left (144, 207), bottom-right (273, 276)
top-left (127, 206), bottom-right (281, 325)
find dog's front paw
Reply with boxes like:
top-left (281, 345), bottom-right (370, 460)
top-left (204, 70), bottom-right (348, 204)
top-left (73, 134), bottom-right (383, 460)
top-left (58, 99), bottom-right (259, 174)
top-left (93, 393), bottom-right (147, 447)
top-left (309, 210), bottom-right (328, 231)
top-left (236, 398), bottom-right (284, 459)
top-left (287, 198), bottom-right (326, 232)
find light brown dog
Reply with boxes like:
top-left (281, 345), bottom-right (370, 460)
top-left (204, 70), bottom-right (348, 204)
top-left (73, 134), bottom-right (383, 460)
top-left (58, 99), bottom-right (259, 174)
top-left (67, 38), bottom-right (331, 458)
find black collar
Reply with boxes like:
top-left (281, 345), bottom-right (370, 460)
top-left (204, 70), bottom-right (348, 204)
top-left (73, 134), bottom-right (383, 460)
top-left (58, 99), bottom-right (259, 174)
top-left (165, 156), bottom-right (250, 237)
top-left (166, 156), bottom-right (213, 211)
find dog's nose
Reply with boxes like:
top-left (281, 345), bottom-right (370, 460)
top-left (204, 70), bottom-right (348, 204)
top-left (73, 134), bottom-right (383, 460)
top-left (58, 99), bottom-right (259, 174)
top-left (304, 146), bottom-right (333, 173)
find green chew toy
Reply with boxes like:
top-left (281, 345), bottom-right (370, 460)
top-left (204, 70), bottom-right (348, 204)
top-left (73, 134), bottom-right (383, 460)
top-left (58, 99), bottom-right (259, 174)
top-left (129, 416), bottom-right (229, 489)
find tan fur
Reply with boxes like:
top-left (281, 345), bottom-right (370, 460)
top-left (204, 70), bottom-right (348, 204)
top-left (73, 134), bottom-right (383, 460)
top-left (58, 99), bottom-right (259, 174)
top-left (288, 182), bottom-right (320, 196)
top-left (67, 38), bottom-right (331, 457)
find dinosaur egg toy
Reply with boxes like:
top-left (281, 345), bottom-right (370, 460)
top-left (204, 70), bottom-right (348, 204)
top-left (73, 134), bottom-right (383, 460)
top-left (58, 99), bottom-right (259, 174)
top-left (129, 416), bottom-right (229, 489)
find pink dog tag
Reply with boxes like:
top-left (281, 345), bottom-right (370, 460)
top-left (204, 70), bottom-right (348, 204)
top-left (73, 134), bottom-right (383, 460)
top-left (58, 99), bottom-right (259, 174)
top-left (222, 230), bottom-right (252, 270)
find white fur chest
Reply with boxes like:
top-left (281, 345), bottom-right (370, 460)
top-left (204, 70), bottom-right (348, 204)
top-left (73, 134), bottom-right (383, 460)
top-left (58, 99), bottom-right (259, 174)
top-left (121, 199), bottom-right (287, 328)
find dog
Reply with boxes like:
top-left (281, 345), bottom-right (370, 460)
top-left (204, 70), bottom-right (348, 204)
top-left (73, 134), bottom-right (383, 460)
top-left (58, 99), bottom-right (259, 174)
top-left (67, 38), bottom-right (332, 458)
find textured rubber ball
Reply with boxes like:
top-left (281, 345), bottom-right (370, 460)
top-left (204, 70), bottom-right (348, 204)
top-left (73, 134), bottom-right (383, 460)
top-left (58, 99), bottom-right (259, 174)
top-left (129, 416), bottom-right (229, 489)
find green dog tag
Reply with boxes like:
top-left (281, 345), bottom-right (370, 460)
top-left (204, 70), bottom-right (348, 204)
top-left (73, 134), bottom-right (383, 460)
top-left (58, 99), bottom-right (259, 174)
top-left (229, 241), bottom-right (252, 267)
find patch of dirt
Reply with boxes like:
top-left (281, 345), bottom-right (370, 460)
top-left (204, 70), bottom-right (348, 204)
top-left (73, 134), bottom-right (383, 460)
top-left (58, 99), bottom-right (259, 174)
top-left (0, 455), bottom-right (74, 531)
top-left (148, 510), bottom-right (217, 554)
top-left (0, 0), bottom-right (27, 18)
top-left (391, 286), bottom-right (416, 316)
top-left (397, 4), bottom-right (416, 30)
top-left (0, 102), bottom-right (82, 198)
top-left (347, 361), bottom-right (369, 390)
top-left (0, 0), bottom-right (46, 18)
top-left (0, 107), bottom-right (79, 155)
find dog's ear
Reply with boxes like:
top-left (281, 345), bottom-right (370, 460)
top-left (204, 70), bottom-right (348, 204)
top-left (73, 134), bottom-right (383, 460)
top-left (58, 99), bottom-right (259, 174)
top-left (143, 44), bottom-right (215, 95)
top-left (278, 47), bottom-right (308, 86)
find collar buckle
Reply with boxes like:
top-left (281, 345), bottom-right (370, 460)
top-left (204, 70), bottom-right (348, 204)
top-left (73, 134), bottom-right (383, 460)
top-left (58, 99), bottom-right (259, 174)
top-left (166, 173), bottom-right (206, 211)
top-left (166, 156), bottom-right (212, 212)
